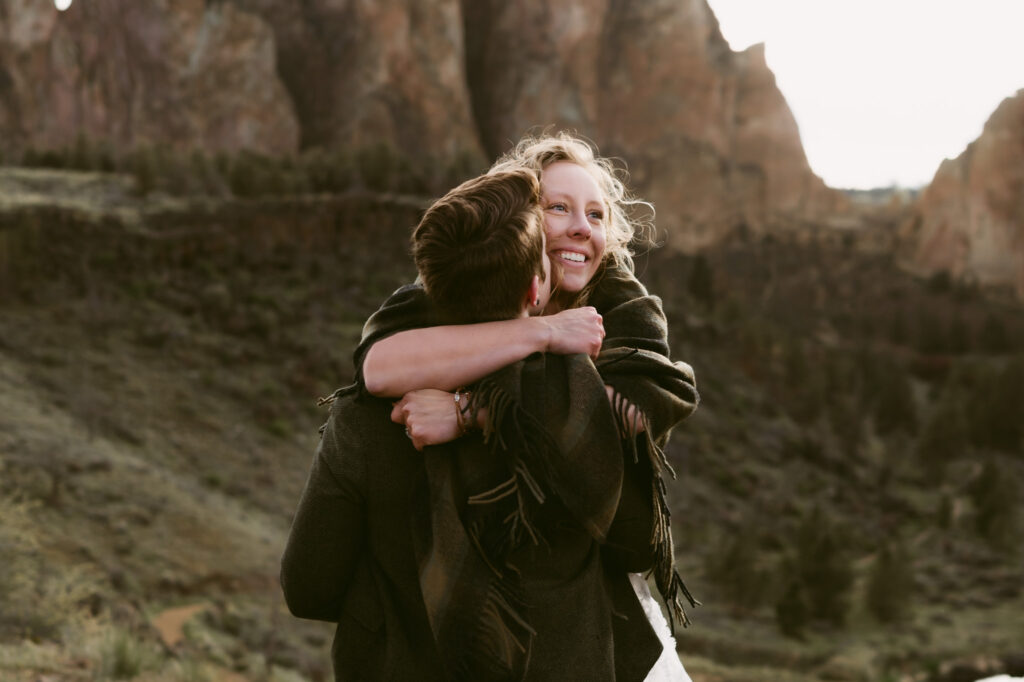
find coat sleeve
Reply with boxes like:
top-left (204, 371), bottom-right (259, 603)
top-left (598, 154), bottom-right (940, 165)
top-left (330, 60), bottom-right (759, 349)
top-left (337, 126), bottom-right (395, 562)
top-left (590, 262), bottom-right (699, 440)
top-left (352, 283), bottom-right (439, 388)
top-left (280, 407), bottom-right (366, 622)
top-left (601, 447), bottom-right (657, 573)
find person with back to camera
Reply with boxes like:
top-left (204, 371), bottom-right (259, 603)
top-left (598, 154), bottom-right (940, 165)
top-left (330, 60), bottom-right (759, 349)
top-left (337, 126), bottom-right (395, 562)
top-left (356, 132), bottom-right (700, 680)
top-left (281, 168), bottom-right (692, 680)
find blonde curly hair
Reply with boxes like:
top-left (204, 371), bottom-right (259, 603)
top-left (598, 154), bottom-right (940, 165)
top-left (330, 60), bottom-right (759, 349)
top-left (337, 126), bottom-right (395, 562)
top-left (487, 131), bottom-right (655, 277)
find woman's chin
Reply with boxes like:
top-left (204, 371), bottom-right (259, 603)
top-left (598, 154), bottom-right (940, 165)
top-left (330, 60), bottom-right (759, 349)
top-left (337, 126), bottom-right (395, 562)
top-left (559, 275), bottom-right (589, 294)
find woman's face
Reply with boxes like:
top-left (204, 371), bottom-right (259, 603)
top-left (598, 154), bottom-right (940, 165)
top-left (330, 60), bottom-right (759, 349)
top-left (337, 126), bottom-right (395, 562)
top-left (540, 161), bottom-right (608, 294)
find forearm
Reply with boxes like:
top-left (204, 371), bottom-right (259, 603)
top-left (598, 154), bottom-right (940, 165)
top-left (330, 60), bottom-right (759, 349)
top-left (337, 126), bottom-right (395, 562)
top-left (362, 318), bottom-right (550, 397)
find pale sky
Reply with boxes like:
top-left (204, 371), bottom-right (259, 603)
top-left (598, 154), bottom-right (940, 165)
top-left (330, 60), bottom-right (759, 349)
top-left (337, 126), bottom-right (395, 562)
top-left (706, 0), bottom-right (1024, 189)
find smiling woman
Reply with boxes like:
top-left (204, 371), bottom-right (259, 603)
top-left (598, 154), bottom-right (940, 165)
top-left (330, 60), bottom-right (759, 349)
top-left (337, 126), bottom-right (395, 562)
top-left (541, 161), bottom-right (608, 307)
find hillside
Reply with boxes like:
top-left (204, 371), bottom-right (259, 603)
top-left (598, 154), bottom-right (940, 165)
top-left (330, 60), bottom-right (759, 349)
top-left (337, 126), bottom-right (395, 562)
top-left (1, 169), bottom-right (1022, 681)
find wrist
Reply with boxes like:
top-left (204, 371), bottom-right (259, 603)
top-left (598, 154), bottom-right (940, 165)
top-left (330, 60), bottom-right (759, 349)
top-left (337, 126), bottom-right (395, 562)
top-left (454, 389), bottom-right (472, 435)
top-left (534, 315), bottom-right (553, 354)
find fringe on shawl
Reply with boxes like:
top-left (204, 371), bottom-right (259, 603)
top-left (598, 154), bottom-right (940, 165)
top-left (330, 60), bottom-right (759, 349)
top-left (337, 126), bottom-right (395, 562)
top-left (466, 375), bottom-right (569, 554)
top-left (448, 579), bottom-right (536, 682)
top-left (315, 384), bottom-right (359, 434)
top-left (607, 385), bottom-right (701, 632)
top-left (445, 377), bottom-right (566, 681)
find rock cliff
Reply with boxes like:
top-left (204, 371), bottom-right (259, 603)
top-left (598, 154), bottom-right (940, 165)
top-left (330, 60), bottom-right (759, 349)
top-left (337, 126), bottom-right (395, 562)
top-left (0, 0), bottom-right (842, 248)
top-left (903, 89), bottom-right (1024, 298)
top-left (461, 0), bottom-right (843, 248)
top-left (234, 0), bottom-right (484, 163)
top-left (0, 0), bottom-right (298, 155)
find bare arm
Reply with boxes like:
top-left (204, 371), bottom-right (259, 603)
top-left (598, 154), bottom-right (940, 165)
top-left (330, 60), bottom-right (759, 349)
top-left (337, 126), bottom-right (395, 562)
top-left (362, 307), bottom-right (605, 397)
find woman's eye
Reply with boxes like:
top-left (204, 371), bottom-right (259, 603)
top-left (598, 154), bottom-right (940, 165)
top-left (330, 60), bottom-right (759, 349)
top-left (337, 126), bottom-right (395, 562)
top-left (548, 203), bottom-right (568, 212)
top-left (588, 209), bottom-right (604, 221)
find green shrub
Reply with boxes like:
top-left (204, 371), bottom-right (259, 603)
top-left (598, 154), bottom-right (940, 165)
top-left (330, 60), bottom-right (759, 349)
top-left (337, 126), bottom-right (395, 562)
top-left (915, 310), bottom-right (947, 354)
top-left (965, 358), bottom-right (1024, 452)
top-left (926, 270), bottom-right (952, 294)
top-left (915, 399), bottom-right (968, 476)
top-left (971, 459), bottom-right (1020, 551)
top-left (871, 360), bottom-right (917, 435)
top-left (70, 132), bottom-right (96, 171)
top-left (303, 147), bottom-right (355, 193)
top-left (865, 542), bottom-right (915, 623)
top-left (793, 507), bottom-right (854, 626)
top-left (130, 146), bottom-right (158, 196)
top-left (948, 315), bottom-right (971, 354)
top-left (21, 146), bottom-right (41, 166)
top-left (704, 527), bottom-right (771, 612)
top-left (97, 629), bottom-right (155, 680)
top-left (979, 314), bottom-right (1011, 353)
top-left (775, 574), bottom-right (810, 639)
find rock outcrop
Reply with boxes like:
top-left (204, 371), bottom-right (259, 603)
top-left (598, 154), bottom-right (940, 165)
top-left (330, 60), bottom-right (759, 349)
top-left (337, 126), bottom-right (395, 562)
top-left (0, 0), bottom-right (843, 248)
top-left (0, 0), bottom-right (299, 156)
top-left (903, 90), bottom-right (1024, 298)
top-left (461, 0), bottom-right (843, 249)
top-left (234, 0), bottom-right (484, 164)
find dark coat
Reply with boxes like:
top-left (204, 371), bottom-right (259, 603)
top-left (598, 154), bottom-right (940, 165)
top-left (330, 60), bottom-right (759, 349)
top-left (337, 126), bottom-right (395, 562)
top-left (280, 387), bottom-right (663, 681)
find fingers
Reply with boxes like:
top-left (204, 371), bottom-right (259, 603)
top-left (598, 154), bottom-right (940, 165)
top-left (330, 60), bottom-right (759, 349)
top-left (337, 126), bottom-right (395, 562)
top-left (390, 399), bottom-right (406, 424)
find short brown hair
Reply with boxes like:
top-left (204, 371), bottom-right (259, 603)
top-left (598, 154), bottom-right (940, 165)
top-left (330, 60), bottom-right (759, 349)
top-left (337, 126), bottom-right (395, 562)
top-left (413, 170), bottom-right (545, 324)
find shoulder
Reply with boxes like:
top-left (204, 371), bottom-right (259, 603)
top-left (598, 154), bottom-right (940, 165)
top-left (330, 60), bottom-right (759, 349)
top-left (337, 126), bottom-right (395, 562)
top-left (354, 282), bottom-right (441, 374)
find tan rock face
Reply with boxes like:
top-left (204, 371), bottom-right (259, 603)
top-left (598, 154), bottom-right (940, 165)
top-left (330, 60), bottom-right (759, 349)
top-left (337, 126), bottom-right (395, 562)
top-left (462, 0), bottom-right (843, 250)
top-left (905, 90), bottom-right (1024, 298)
top-left (235, 0), bottom-right (484, 163)
top-left (0, 0), bottom-right (839, 248)
top-left (0, 0), bottom-right (299, 155)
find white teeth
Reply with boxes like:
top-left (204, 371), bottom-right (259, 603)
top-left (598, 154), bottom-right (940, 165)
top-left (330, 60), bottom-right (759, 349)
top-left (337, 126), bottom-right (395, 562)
top-left (557, 251), bottom-right (586, 263)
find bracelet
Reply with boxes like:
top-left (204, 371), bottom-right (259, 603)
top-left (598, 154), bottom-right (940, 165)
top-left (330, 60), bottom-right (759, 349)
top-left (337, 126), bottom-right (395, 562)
top-left (454, 389), bottom-right (471, 436)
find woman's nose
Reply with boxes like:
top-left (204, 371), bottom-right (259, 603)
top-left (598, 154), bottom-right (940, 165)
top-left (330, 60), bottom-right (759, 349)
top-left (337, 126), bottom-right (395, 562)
top-left (568, 211), bottom-right (591, 239)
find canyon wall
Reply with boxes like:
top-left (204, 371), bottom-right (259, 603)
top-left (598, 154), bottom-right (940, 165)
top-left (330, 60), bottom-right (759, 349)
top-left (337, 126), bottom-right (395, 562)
top-left (903, 90), bottom-right (1024, 298)
top-left (0, 0), bottom-right (298, 154)
top-left (0, 0), bottom-right (843, 248)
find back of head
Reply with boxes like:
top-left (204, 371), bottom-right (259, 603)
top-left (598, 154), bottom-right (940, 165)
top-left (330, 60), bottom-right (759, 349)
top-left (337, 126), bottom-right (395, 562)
top-left (413, 170), bottom-right (545, 324)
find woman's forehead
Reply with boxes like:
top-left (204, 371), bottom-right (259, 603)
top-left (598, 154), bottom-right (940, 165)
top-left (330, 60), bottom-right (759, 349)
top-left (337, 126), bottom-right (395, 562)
top-left (541, 161), bottom-right (605, 202)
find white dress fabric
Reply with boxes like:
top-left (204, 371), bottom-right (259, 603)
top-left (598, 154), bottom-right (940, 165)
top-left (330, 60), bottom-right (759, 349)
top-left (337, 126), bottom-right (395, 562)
top-left (629, 573), bottom-right (692, 682)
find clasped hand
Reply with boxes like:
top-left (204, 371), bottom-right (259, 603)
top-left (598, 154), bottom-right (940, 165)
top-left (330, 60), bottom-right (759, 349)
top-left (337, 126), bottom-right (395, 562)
top-left (391, 389), bottom-right (462, 451)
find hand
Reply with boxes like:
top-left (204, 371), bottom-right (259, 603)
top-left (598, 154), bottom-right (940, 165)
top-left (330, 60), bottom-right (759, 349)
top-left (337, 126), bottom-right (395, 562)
top-left (606, 385), bottom-right (646, 436)
top-left (391, 389), bottom-right (462, 451)
top-left (543, 306), bottom-right (605, 359)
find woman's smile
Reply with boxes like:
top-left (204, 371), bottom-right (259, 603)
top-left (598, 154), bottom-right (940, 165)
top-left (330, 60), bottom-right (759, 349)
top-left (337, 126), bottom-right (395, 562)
top-left (541, 161), bottom-right (608, 294)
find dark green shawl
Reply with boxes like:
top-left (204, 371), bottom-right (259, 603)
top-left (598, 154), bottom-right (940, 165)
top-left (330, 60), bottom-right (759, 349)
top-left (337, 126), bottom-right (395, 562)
top-left (352, 262), bottom-right (699, 680)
